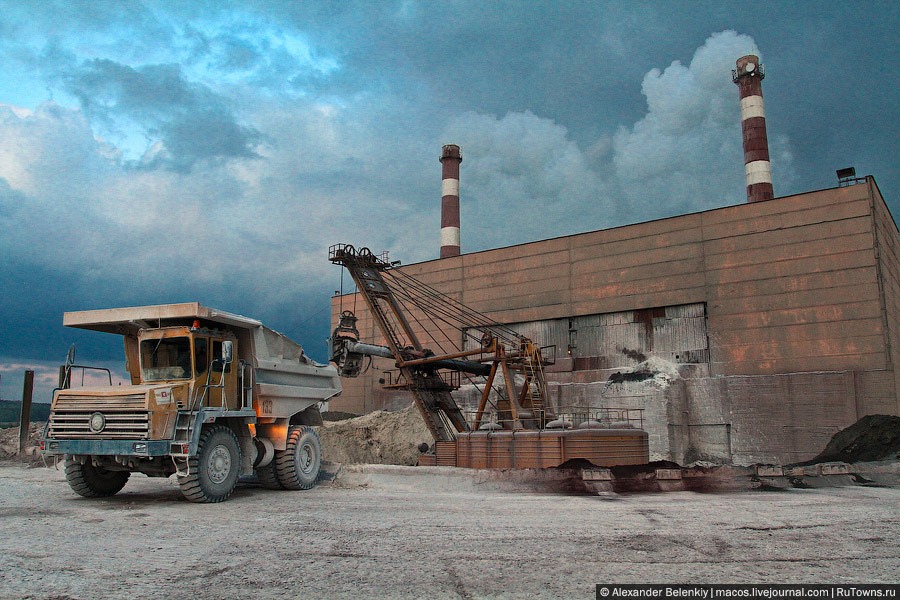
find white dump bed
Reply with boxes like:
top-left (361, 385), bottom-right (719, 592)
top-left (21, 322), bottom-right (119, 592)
top-left (64, 302), bottom-right (263, 335)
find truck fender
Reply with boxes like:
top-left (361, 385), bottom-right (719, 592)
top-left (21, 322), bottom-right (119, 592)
top-left (290, 405), bottom-right (324, 427)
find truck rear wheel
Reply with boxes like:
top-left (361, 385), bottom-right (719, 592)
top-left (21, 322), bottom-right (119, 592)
top-left (65, 456), bottom-right (130, 498)
top-left (178, 425), bottom-right (241, 503)
top-left (275, 425), bottom-right (321, 490)
top-left (255, 462), bottom-right (283, 489)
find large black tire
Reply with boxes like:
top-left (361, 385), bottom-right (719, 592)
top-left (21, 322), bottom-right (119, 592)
top-left (255, 462), bottom-right (283, 489)
top-left (275, 425), bottom-right (321, 490)
top-left (64, 456), bottom-right (130, 498)
top-left (178, 425), bottom-right (241, 503)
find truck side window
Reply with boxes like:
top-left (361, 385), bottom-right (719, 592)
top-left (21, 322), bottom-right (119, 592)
top-left (195, 338), bottom-right (208, 375)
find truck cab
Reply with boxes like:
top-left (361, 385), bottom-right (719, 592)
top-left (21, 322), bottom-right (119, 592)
top-left (43, 303), bottom-right (342, 503)
top-left (134, 324), bottom-right (239, 409)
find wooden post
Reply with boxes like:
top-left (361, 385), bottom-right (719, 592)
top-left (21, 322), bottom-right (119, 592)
top-left (18, 370), bottom-right (35, 455)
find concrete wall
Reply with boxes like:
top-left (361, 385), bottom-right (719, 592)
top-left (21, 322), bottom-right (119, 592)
top-left (330, 178), bottom-right (899, 464)
top-left (871, 180), bottom-right (900, 414)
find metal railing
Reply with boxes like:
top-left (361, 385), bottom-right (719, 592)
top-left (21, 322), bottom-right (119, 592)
top-left (61, 364), bottom-right (113, 389)
top-left (239, 361), bottom-right (253, 410)
top-left (380, 368), bottom-right (461, 390)
top-left (466, 406), bottom-right (644, 431)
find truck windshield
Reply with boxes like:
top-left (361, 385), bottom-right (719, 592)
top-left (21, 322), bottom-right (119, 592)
top-left (140, 337), bottom-right (193, 381)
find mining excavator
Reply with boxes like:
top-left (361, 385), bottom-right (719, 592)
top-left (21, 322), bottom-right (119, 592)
top-left (328, 244), bottom-right (649, 470)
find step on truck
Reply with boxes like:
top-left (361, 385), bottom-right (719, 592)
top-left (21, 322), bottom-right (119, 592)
top-left (42, 303), bottom-right (342, 503)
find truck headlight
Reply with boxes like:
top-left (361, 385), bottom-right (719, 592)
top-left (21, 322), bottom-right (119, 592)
top-left (133, 443), bottom-right (148, 454)
top-left (89, 412), bottom-right (106, 433)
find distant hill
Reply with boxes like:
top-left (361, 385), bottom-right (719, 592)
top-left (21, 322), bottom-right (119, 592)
top-left (0, 400), bottom-right (50, 427)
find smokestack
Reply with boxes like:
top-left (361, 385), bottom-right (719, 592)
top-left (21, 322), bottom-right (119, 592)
top-left (440, 144), bottom-right (462, 258)
top-left (733, 54), bottom-right (773, 203)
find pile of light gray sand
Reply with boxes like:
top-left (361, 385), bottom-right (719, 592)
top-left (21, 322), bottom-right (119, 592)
top-left (318, 404), bottom-right (431, 466)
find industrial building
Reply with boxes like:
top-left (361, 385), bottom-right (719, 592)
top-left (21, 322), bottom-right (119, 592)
top-left (329, 56), bottom-right (900, 465)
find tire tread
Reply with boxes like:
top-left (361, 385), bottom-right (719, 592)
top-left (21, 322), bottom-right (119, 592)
top-left (177, 425), bottom-right (240, 503)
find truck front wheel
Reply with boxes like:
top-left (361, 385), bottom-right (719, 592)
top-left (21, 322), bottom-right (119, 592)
top-left (178, 425), bottom-right (241, 503)
top-left (65, 456), bottom-right (130, 498)
top-left (275, 425), bottom-right (321, 490)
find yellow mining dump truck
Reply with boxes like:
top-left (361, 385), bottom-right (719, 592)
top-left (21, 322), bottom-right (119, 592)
top-left (41, 303), bottom-right (341, 503)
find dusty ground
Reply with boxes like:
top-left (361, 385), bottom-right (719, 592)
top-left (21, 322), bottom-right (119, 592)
top-left (0, 463), bottom-right (898, 600)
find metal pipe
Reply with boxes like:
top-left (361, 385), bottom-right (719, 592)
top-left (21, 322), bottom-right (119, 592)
top-left (344, 342), bottom-right (395, 360)
top-left (398, 344), bottom-right (494, 367)
top-left (346, 342), bottom-right (491, 376)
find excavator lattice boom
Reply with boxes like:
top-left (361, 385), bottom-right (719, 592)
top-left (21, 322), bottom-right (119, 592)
top-left (328, 244), bottom-right (650, 470)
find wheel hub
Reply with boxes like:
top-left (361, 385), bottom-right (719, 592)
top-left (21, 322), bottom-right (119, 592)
top-left (299, 442), bottom-right (313, 474)
top-left (207, 444), bottom-right (232, 484)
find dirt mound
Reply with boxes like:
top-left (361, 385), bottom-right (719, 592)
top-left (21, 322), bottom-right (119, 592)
top-left (318, 404), bottom-right (432, 466)
top-left (322, 410), bottom-right (360, 422)
top-left (803, 414), bottom-right (900, 465)
top-left (0, 423), bottom-right (47, 466)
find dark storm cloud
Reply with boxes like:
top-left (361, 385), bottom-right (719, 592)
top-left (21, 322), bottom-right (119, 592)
top-left (281, 1), bottom-right (897, 200)
top-left (62, 59), bottom-right (260, 171)
top-left (1, 0), bottom-right (897, 404)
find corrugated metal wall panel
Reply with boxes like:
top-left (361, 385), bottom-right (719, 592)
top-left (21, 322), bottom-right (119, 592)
top-left (653, 317), bottom-right (708, 352)
top-left (579, 323), bottom-right (645, 356)
top-left (666, 304), bottom-right (706, 318)
top-left (472, 303), bottom-right (709, 369)
top-left (597, 312), bottom-right (632, 326)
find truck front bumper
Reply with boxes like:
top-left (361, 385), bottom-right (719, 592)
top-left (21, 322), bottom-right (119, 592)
top-left (43, 439), bottom-right (172, 457)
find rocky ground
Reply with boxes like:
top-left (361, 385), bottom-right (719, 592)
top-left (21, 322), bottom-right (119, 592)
top-left (0, 422), bottom-right (46, 466)
top-left (1, 462), bottom-right (899, 599)
top-left (2, 413), bottom-right (899, 598)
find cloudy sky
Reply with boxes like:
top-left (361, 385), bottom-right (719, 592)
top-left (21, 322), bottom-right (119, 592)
top-left (1, 1), bottom-right (897, 403)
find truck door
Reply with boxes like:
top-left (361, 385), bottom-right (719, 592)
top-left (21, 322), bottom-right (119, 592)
top-left (193, 336), bottom-right (239, 409)
top-left (193, 337), bottom-right (219, 407)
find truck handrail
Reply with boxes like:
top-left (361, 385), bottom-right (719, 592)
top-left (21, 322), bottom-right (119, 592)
top-left (62, 364), bottom-right (113, 389)
top-left (190, 358), bottom-right (229, 411)
top-left (239, 360), bottom-right (254, 410)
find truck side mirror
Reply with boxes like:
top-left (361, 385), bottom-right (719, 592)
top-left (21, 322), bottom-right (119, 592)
top-left (222, 340), bottom-right (234, 364)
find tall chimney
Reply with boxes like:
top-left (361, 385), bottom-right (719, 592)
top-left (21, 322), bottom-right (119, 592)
top-left (440, 144), bottom-right (462, 258)
top-left (733, 54), bottom-right (773, 203)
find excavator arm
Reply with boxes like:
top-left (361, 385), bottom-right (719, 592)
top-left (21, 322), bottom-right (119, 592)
top-left (328, 244), bottom-right (555, 443)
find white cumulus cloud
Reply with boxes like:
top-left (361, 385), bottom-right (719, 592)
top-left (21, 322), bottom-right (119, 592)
top-left (440, 30), bottom-right (794, 247)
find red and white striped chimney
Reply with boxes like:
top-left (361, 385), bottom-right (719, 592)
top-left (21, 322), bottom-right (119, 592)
top-left (733, 54), bottom-right (773, 203)
top-left (440, 144), bottom-right (462, 258)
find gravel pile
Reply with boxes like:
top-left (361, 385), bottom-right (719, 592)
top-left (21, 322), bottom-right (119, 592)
top-left (0, 423), bottom-right (47, 465)
top-left (801, 414), bottom-right (900, 465)
top-left (318, 403), bottom-right (432, 466)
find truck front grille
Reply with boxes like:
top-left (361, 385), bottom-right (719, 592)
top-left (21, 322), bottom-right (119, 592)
top-left (49, 393), bottom-right (150, 439)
